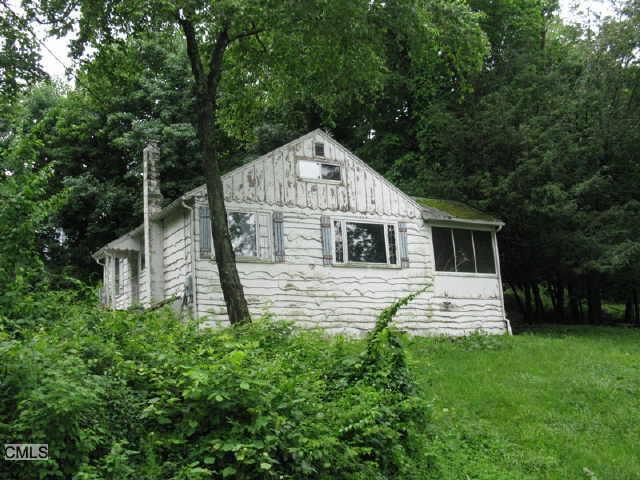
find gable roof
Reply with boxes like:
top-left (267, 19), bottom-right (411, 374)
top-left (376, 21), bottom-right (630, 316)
top-left (182, 129), bottom-right (424, 211)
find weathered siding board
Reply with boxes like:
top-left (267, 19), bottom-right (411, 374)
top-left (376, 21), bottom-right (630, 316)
top-left (204, 131), bottom-right (420, 219)
top-left (113, 257), bottom-right (131, 309)
top-left (139, 267), bottom-right (149, 306)
top-left (191, 196), bottom-right (505, 335)
top-left (163, 210), bottom-right (189, 299)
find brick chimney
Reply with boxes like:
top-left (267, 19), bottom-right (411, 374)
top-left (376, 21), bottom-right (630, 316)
top-left (143, 142), bottom-right (164, 305)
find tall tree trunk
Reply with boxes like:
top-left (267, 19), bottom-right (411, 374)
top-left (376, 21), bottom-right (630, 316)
top-left (180, 19), bottom-right (251, 325)
top-left (633, 287), bottom-right (640, 326)
top-left (198, 95), bottom-right (250, 325)
top-left (532, 283), bottom-right (544, 321)
top-left (550, 281), bottom-right (565, 322)
top-left (523, 283), bottom-right (533, 323)
top-left (625, 295), bottom-right (633, 324)
top-left (586, 273), bottom-right (602, 325)
top-left (508, 281), bottom-right (525, 320)
top-left (568, 283), bottom-right (580, 324)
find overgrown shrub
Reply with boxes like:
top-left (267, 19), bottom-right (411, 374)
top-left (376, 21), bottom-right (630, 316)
top-left (0, 295), bottom-right (428, 479)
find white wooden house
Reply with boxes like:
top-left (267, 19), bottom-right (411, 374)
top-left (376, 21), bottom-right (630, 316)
top-left (93, 130), bottom-right (511, 335)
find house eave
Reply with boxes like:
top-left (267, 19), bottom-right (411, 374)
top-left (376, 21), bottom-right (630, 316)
top-left (422, 212), bottom-right (505, 229)
top-left (150, 195), bottom-right (194, 221)
top-left (92, 224), bottom-right (144, 260)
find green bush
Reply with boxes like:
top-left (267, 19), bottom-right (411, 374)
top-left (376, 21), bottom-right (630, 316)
top-left (0, 298), bottom-right (428, 479)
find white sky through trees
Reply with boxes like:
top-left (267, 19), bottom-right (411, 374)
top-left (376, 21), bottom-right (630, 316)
top-left (12, 0), bottom-right (617, 81)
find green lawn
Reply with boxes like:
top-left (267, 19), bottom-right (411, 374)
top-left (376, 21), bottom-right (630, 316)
top-left (407, 326), bottom-right (640, 479)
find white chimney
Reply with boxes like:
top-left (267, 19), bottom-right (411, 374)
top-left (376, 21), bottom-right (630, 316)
top-left (143, 142), bottom-right (164, 305)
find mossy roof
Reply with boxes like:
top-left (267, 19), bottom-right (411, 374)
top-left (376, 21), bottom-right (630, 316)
top-left (412, 197), bottom-right (501, 223)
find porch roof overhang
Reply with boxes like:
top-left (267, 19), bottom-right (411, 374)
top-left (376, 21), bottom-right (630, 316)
top-left (413, 197), bottom-right (505, 230)
top-left (92, 226), bottom-right (143, 261)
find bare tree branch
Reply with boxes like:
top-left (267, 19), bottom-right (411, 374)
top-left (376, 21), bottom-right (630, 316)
top-left (228, 26), bottom-right (265, 43)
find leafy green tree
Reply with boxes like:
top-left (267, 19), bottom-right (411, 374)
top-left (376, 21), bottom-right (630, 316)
top-left (0, 1), bottom-right (45, 98)
top-left (29, 0), bottom-right (399, 323)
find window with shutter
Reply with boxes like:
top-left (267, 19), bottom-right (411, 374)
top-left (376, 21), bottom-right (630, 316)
top-left (273, 212), bottom-right (285, 263)
top-left (199, 206), bottom-right (275, 262)
top-left (199, 206), bottom-right (211, 257)
top-left (321, 215), bottom-right (332, 265)
top-left (398, 222), bottom-right (409, 268)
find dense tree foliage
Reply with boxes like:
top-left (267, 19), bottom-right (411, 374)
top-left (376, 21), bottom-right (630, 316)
top-left (2, 0), bottom-right (639, 324)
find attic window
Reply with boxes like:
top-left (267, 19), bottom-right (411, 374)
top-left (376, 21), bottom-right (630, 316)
top-left (298, 160), bottom-right (341, 181)
top-left (314, 142), bottom-right (325, 157)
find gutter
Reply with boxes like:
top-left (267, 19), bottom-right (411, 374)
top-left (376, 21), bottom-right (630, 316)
top-left (423, 213), bottom-right (506, 229)
top-left (182, 200), bottom-right (199, 320)
top-left (152, 195), bottom-right (189, 221)
top-left (493, 224), bottom-right (512, 335)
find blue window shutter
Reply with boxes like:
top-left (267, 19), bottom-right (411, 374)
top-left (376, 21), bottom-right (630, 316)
top-left (273, 212), bottom-right (285, 263)
top-left (321, 215), bottom-right (332, 265)
top-left (399, 222), bottom-right (409, 268)
top-left (199, 206), bottom-right (211, 257)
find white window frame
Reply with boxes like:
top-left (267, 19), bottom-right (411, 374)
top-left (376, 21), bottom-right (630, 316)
top-left (297, 159), bottom-right (343, 184)
top-left (430, 224), bottom-right (498, 277)
top-left (202, 208), bottom-right (273, 263)
top-left (332, 218), bottom-right (400, 267)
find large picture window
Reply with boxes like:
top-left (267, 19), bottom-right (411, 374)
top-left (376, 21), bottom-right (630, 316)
top-left (228, 212), bottom-right (257, 257)
top-left (333, 220), bottom-right (397, 265)
top-left (432, 227), bottom-right (496, 274)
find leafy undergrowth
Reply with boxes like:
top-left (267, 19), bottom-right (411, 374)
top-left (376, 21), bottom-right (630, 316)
top-left (0, 293), bottom-right (428, 480)
top-left (408, 327), bottom-right (640, 480)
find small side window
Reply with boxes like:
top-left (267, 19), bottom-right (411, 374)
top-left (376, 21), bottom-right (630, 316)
top-left (314, 142), bottom-right (325, 157)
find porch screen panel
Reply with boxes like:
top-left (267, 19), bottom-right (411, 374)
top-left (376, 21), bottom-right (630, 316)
top-left (432, 227), bottom-right (455, 271)
top-left (453, 229), bottom-right (475, 273)
top-left (473, 231), bottom-right (496, 274)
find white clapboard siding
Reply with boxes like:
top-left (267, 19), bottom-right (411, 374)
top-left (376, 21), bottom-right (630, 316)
top-left (113, 257), bottom-right (130, 309)
top-left (163, 209), bottom-right (190, 299)
top-left (186, 130), bottom-right (422, 219)
top-left (193, 201), bottom-right (507, 336)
